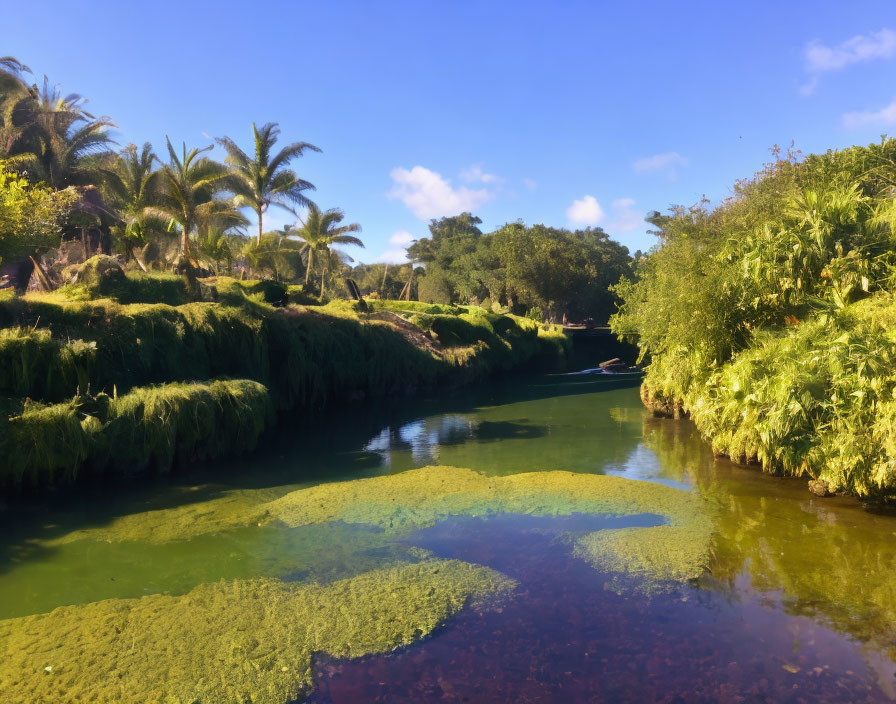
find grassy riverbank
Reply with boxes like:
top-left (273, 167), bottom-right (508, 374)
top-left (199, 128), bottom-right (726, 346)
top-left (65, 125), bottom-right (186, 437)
top-left (0, 275), bottom-right (568, 491)
top-left (612, 139), bottom-right (896, 499)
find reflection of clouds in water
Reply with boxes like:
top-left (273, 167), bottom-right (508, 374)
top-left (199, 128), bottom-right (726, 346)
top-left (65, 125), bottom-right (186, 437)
top-left (364, 416), bottom-right (475, 467)
top-left (606, 444), bottom-right (692, 491)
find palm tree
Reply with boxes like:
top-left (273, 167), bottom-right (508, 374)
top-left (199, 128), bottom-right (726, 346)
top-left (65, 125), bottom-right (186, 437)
top-left (293, 203), bottom-right (363, 296)
top-left (197, 215), bottom-right (246, 273)
top-left (153, 137), bottom-right (241, 255)
top-left (216, 122), bottom-right (320, 243)
top-left (0, 57), bottom-right (30, 154)
top-left (0, 56), bottom-right (29, 95)
top-left (101, 143), bottom-right (164, 268)
top-left (4, 77), bottom-right (115, 189)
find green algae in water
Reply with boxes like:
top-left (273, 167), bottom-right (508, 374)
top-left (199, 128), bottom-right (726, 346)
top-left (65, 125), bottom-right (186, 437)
top-left (52, 466), bottom-right (714, 585)
top-left (0, 521), bottom-right (431, 620)
top-left (0, 560), bottom-right (514, 704)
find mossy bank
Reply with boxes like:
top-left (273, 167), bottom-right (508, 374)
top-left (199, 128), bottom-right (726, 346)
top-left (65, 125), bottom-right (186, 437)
top-left (0, 276), bottom-right (568, 491)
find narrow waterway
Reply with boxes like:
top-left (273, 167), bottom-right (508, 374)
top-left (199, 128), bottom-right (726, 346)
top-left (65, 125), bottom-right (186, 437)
top-left (1, 368), bottom-right (895, 702)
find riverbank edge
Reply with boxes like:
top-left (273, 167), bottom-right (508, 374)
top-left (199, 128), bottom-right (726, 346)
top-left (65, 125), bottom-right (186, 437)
top-left (0, 294), bottom-right (570, 493)
top-left (638, 377), bottom-right (896, 502)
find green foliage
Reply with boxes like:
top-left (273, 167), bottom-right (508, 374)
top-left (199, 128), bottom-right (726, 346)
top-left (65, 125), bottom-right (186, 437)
top-left (0, 561), bottom-right (511, 704)
top-left (689, 295), bottom-right (896, 496)
top-left (0, 327), bottom-right (95, 399)
top-left (410, 215), bottom-right (631, 323)
top-left (0, 164), bottom-right (76, 265)
top-left (0, 379), bottom-right (273, 488)
top-left (612, 139), bottom-right (896, 497)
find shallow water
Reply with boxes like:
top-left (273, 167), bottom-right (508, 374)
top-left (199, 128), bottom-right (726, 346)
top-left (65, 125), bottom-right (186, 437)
top-left (2, 370), bottom-right (896, 701)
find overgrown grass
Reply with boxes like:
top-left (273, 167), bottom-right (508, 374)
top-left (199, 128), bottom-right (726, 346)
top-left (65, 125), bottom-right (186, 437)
top-left (0, 293), bottom-right (567, 490)
top-left (0, 295), bottom-right (566, 406)
top-left (0, 379), bottom-right (272, 489)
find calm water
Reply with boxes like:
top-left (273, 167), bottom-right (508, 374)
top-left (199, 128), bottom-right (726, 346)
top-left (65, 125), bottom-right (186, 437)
top-left (2, 369), bottom-right (896, 702)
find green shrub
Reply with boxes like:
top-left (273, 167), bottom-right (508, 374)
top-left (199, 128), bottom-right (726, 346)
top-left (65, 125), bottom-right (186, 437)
top-left (614, 139), bottom-right (896, 497)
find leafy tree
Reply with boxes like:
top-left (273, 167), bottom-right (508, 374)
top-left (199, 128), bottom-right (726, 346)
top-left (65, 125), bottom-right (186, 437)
top-left (0, 164), bottom-right (77, 288)
top-left (216, 122), bottom-right (319, 243)
top-left (409, 215), bottom-right (631, 322)
top-left (293, 203), bottom-right (363, 294)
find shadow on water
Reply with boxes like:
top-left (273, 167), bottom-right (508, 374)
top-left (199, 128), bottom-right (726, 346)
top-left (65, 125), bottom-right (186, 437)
top-left (307, 513), bottom-right (894, 704)
top-left (0, 371), bottom-right (643, 580)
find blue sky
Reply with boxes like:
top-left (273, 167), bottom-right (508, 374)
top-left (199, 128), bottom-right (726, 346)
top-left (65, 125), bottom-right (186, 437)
top-left (4, 1), bottom-right (896, 261)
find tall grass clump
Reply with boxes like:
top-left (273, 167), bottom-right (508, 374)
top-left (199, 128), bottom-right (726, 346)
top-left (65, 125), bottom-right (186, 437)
top-left (0, 327), bottom-right (95, 400)
top-left (0, 379), bottom-right (273, 489)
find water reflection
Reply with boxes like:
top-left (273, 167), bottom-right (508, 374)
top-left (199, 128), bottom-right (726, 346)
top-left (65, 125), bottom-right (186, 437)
top-left (309, 513), bottom-right (892, 703)
top-left (2, 370), bottom-right (896, 701)
top-left (364, 416), bottom-right (549, 468)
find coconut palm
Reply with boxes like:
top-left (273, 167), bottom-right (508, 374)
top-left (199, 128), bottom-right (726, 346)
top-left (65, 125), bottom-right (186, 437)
top-left (216, 122), bottom-right (320, 243)
top-left (100, 143), bottom-right (165, 268)
top-left (197, 215), bottom-right (247, 273)
top-left (153, 137), bottom-right (242, 255)
top-left (0, 57), bottom-right (30, 154)
top-left (292, 203), bottom-right (363, 296)
top-left (4, 77), bottom-right (115, 189)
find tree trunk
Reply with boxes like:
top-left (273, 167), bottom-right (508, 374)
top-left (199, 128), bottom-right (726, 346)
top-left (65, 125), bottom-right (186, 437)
top-left (130, 246), bottom-right (149, 272)
top-left (257, 205), bottom-right (263, 243)
top-left (3, 256), bottom-right (35, 294)
top-left (304, 249), bottom-right (313, 288)
top-left (320, 262), bottom-right (327, 298)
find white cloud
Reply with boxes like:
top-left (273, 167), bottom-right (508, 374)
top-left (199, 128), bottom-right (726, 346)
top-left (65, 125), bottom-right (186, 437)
top-left (632, 152), bottom-right (689, 179)
top-left (523, 178), bottom-right (537, 192)
top-left (388, 230), bottom-right (415, 246)
top-left (802, 28), bottom-right (896, 94)
top-left (566, 195), bottom-right (604, 225)
top-left (608, 198), bottom-right (642, 232)
top-left (388, 166), bottom-right (494, 219)
top-left (374, 230), bottom-right (416, 263)
top-left (460, 164), bottom-right (501, 184)
top-left (843, 99), bottom-right (896, 128)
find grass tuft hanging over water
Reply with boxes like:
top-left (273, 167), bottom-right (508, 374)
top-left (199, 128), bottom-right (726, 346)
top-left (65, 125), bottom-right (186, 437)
top-left (0, 288), bottom-right (567, 490)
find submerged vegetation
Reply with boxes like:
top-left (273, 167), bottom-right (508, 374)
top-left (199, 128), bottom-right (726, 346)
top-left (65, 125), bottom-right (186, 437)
top-left (55, 465), bottom-right (714, 585)
top-left (0, 560), bottom-right (514, 704)
top-left (613, 139), bottom-right (896, 498)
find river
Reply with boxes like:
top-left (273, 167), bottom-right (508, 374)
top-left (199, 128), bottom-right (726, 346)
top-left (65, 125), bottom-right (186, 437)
top-left (1, 369), bottom-right (895, 703)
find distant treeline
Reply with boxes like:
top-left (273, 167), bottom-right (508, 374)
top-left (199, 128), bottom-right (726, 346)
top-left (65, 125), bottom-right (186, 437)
top-left (377, 213), bottom-right (632, 325)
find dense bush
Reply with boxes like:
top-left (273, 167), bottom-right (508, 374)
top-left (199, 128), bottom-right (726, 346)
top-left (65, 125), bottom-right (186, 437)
top-left (612, 140), bottom-right (896, 497)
